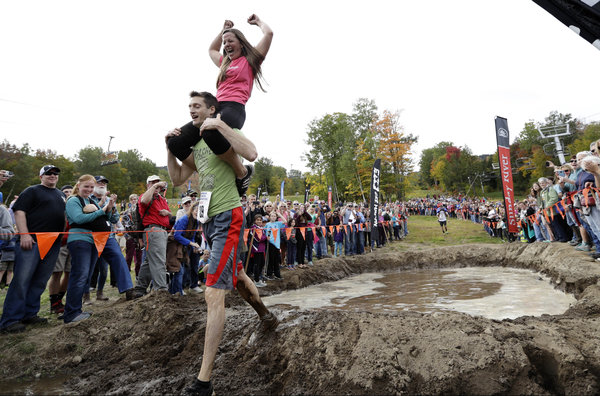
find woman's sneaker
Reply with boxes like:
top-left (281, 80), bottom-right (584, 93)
top-left (235, 165), bottom-right (254, 197)
top-left (576, 242), bottom-right (591, 251)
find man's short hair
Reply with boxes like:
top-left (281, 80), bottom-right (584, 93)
top-left (190, 91), bottom-right (218, 112)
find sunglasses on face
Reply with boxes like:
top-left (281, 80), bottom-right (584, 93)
top-left (44, 172), bottom-right (59, 176)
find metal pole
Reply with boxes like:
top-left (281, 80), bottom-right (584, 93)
top-left (554, 136), bottom-right (566, 165)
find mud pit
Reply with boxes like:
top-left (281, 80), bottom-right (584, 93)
top-left (1, 243), bottom-right (600, 395)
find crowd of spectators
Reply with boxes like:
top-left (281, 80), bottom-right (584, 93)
top-left (4, 141), bottom-right (600, 333)
top-left (0, 166), bottom-right (414, 334)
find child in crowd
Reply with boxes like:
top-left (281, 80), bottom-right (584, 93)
top-left (198, 249), bottom-right (210, 285)
top-left (264, 211), bottom-right (285, 280)
top-left (286, 218), bottom-right (297, 269)
top-left (248, 214), bottom-right (267, 287)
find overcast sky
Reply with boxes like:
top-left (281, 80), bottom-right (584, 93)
top-left (1, 0), bottom-right (599, 173)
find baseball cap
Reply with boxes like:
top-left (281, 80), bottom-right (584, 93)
top-left (94, 175), bottom-right (109, 184)
top-left (146, 175), bottom-right (161, 183)
top-left (181, 196), bottom-right (192, 205)
top-left (60, 185), bottom-right (73, 192)
top-left (39, 165), bottom-right (60, 176)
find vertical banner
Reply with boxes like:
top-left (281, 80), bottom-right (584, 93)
top-left (369, 159), bottom-right (381, 246)
top-left (327, 186), bottom-right (332, 209)
top-left (280, 180), bottom-right (285, 202)
top-left (494, 117), bottom-right (518, 233)
top-left (304, 184), bottom-right (310, 204)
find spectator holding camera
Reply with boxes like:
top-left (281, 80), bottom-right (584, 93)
top-left (244, 194), bottom-right (264, 227)
top-left (131, 175), bottom-right (172, 297)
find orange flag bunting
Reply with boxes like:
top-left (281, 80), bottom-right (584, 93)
top-left (335, 225), bottom-right (340, 233)
top-left (328, 226), bottom-right (334, 234)
top-left (321, 226), bottom-right (326, 236)
top-left (285, 227), bottom-right (293, 240)
top-left (344, 225), bottom-right (349, 234)
top-left (93, 232), bottom-right (111, 257)
top-left (36, 232), bottom-right (60, 260)
top-left (272, 228), bottom-right (278, 241)
top-left (255, 229), bottom-right (263, 241)
top-left (243, 229), bottom-right (250, 244)
top-left (300, 227), bottom-right (306, 240)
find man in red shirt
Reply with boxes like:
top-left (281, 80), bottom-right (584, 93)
top-left (132, 175), bottom-right (171, 295)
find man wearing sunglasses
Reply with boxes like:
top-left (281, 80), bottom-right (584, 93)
top-left (0, 165), bottom-right (66, 333)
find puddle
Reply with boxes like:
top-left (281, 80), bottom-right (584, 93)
top-left (0, 375), bottom-right (68, 395)
top-left (264, 267), bottom-right (576, 320)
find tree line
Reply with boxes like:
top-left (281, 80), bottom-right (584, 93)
top-left (418, 111), bottom-right (600, 196)
top-left (0, 140), bottom-right (306, 203)
top-left (303, 98), bottom-right (418, 203)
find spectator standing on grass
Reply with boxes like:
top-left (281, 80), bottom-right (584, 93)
top-left (131, 175), bottom-right (171, 297)
top-left (286, 217), bottom-right (297, 268)
top-left (341, 203), bottom-right (356, 255)
top-left (87, 176), bottom-right (134, 302)
top-left (248, 214), bottom-right (267, 286)
top-left (276, 201), bottom-right (291, 265)
top-left (294, 204), bottom-right (312, 268)
top-left (173, 200), bottom-right (203, 293)
top-left (48, 184), bottom-right (73, 314)
top-left (122, 194), bottom-right (143, 275)
top-left (264, 211), bottom-right (284, 280)
top-left (0, 165), bottom-right (66, 333)
top-left (0, 196), bottom-right (16, 289)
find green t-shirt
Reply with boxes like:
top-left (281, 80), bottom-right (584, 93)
top-left (193, 129), bottom-right (242, 218)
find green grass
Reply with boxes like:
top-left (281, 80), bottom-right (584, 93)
top-left (390, 215), bottom-right (504, 251)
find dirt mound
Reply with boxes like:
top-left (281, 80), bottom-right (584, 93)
top-left (1, 243), bottom-right (600, 395)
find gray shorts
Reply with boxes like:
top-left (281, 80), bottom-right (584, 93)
top-left (53, 245), bottom-right (72, 272)
top-left (202, 207), bottom-right (245, 290)
top-left (0, 261), bottom-right (14, 272)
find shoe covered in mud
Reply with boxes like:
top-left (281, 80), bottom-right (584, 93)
top-left (21, 316), bottom-right (48, 325)
top-left (260, 312), bottom-right (279, 331)
top-left (191, 286), bottom-right (203, 293)
top-left (1, 322), bottom-right (26, 334)
top-left (67, 312), bottom-right (92, 323)
top-left (96, 291), bottom-right (109, 301)
top-left (184, 379), bottom-right (214, 396)
top-left (576, 243), bottom-right (591, 251)
top-left (235, 164), bottom-right (254, 197)
top-left (83, 293), bottom-right (93, 305)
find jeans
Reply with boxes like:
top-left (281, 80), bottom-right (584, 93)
top-left (577, 211), bottom-right (600, 250)
top-left (88, 257), bottom-right (107, 292)
top-left (315, 232), bottom-right (328, 258)
top-left (286, 242), bottom-right (297, 264)
top-left (0, 237), bottom-right (62, 328)
top-left (64, 241), bottom-right (98, 323)
top-left (99, 237), bottom-right (133, 293)
top-left (169, 266), bottom-right (184, 295)
top-left (343, 226), bottom-right (355, 255)
top-left (186, 249), bottom-right (200, 289)
top-left (334, 241), bottom-right (343, 257)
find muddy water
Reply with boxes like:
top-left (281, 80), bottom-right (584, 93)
top-left (0, 375), bottom-right (68, 395)
top-left (265, 267), bottom-right (576, 319)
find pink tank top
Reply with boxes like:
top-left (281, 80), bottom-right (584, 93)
top-left (217, 56), bottom-right (254, 104)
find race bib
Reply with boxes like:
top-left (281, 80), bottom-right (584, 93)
top-left (197, 191), bottom-right (212, 223)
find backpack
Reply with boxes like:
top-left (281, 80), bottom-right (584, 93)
top-left (132, 196), bottom-right (155, 239)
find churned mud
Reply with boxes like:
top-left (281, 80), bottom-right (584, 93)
top-left (1, 242), bottom-right (600, 395)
